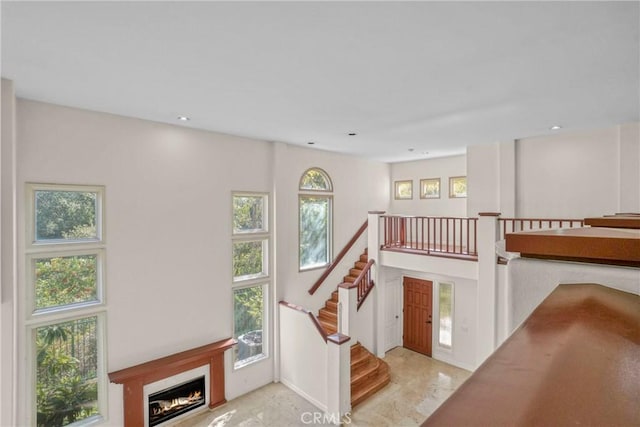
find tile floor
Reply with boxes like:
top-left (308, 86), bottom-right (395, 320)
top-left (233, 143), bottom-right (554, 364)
top-left (174, 347), bottom-right (471, 427)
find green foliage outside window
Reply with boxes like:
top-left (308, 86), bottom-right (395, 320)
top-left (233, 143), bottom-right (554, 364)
top-left (233, 241), bottom-right (265, 279)
top-left (31, 188), bottom-right (102, 426)
top-left (36, 317), bottom-right (98, 427)
top-left (299, 196), bottom-right (330, 269)
top-left (35, 255), bottom-right (98, 310)
top-left (234, 286), bottom-right (264, 366)
top-left (35, 190), bottom-right (97, 241)
top-left (300, 168), bottom-right (332, 191)
top-left (233, 195), bottom-right (264, 233)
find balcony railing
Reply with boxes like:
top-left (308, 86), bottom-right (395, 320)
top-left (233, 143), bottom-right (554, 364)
top-left (380, 215), bottom-right (478, 259)
top-left (499, 217), bottom-right (584, 240)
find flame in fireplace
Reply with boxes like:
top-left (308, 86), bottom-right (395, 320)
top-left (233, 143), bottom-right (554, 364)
top-left (150, 390), bottom-right (204, 416)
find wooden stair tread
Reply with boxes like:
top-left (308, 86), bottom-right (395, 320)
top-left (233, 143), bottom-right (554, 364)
top-left (312, 248), bottom-right (388, 407)
top-left (351, 359), bottom-right (390, 407)
top-left (318, 308), bottom-right (337, 321)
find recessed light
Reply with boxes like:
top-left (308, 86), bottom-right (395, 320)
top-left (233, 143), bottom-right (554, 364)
top-left (177, 116), bottom-right (190, 122)
top-left (307, 141), bottom-right (315, 145)
top-left (550, 125), bottom-right (562, 130)
top-left (408, 148), bottom-right (414, 152)
top-left (348, 132), bottom-right (357, 136)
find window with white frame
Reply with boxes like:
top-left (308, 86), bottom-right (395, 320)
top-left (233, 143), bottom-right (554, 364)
top-left (438, 282), bottom-right (453, 348)
top-left (25, 183), bottom-right (107, 426)
top-left (298, 168), bottom-right (333, 271)
top-left (232, 193), bottom-right (269, 368)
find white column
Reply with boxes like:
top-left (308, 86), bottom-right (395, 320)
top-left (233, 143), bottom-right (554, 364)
top-left (367, 211), bottom-right (387, 358)
top-left (338, 285), bottom-right (358, 341)
top-left (476, 212), bottom-right (500, 365)
top-left (326, 333), bottom-right (351, 424)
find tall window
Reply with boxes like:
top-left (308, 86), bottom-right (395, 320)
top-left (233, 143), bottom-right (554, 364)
top-left (25, 184), bottom-right (107, 426)
top-left (299, 168), bottom-right (333, 270)
top-left (232, 193), bottom-right (269, 368)
top-left (438, 282), bottom-right (454, 348)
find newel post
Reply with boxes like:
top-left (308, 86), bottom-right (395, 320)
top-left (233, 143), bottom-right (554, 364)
top-left (367, 211), bottom-right (386, 357)
top-left (327, 333), bottom-right (351, 424)
top-left (476, 212), bottom-right (500, 365)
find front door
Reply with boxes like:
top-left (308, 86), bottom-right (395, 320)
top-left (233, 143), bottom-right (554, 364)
top-left (403, 277), bottom-right (433, 356)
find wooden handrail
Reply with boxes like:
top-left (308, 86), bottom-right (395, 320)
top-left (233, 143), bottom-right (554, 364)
top-left (308, 220), bottom-right (368, 295)
top-left (340, 259), bottom-right (376, 311)
top-left (279, 300), bottom-right (328, 342)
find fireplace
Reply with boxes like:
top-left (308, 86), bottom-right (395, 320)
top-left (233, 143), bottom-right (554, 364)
top-left (109, 338), bottom-right (235, 427)
top-left (143, 365), bottom-right (210, 427)
top-left (148, 375), bottom-right (205, 426)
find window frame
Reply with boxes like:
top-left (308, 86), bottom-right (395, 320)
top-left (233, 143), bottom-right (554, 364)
top-left (394, 180), bottom-right (413, 200)
top-left (24, 183), bottom-right (108, 426)
top-left (298, 168), bottom-right (334, 272)
top-left (298, 194), bottom-right (333, 272)
top-left (437, 281), bottom-right (454, 349)
top-left (232, 193), bottom-right (268, 235)
top-left (26, 248), bottom-right (105, 318)
top-left (449, 176), bottom-right (467, 198)
top-left (232, 282), bottom-right (269, 370)
top-left (232, 238), bottom-right (269, 282)
top-left (231, 192), bottom-right (270, 370)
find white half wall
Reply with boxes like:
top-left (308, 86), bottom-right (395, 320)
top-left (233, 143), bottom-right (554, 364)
top-left (507, 258), bottom-right (640, 333)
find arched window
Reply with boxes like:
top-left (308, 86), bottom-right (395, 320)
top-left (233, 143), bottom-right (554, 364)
top-left (299, 168), bottom-right (333, 270)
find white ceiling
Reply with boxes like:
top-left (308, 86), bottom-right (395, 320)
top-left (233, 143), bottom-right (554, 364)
top-left (2, 1), bottom-right (639, 163)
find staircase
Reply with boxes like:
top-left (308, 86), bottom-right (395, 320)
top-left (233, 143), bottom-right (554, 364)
top-left (316, 249), bottom-right (391, 407)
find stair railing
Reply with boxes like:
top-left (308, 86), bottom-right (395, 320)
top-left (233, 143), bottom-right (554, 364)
top-left (354, 259), bottom-right (375, 310)
top-left (308, 220), bottom-right (368, 295)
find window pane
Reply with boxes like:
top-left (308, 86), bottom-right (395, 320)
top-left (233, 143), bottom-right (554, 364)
top-left (439, 283), bottom-right (453, 348)
top-left (300, 168), bottom-right (332, 191)
top-left (36, 317), bottom-right (99, 426)
top-left (233, 195), bottom-right (265, 233)
top-left (35, 190), bottom-right (98, 241)
top-left (234, 286), bottom-right (264, 368)
top-left (299, 196), bottom-right (330, 269)
top-left (449, 177), bottom-right (467, 198)
top-left (233, 240), bottom-right (266, 281)
top-left (35, 255), bottom-right (98, 311)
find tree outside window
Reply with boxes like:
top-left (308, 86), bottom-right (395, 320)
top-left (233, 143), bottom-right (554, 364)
top-left (299, 168), bottom-right (333, 271)
top-left (26, 184), bottom-right (106, 427)
top-left (231, 193), bottom-right (269, 368)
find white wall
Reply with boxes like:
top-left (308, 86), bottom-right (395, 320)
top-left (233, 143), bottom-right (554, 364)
top-left (389, 155), bottom-right (467, 217)
top-left (467, 141), bottom-right (516, 217)
top-left (618, 122), bottom-right (640, 213)
top-left (515, 125), bottom-right (635, 218)
top-left (279, 305), bottom-right (328, 411)
top-left (384, 267), bottom-right (477, 371)
top-left (15, 100), bottom-right (275, 425)
top-left (274, 142), bottom-right (390, 314)
top-left (1, 78), bottom-right (18, 427)
top-left (378, 256), bottom-right (478, 371)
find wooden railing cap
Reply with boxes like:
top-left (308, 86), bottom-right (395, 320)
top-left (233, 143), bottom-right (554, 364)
top-left (478, 212), bottom-right (502, 217)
